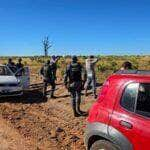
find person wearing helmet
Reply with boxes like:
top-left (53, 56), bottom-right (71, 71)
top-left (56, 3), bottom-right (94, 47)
top-left (40, 60), bottom-right (56, 98)
top-left (64, 56), bottom-right (86, 117)
top-left (84, 55), bottom-right (98, 99)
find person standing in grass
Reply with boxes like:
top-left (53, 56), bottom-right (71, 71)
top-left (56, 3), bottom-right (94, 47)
top-left (16, 58), bottom-right (24, 70)
top-left (16, 58), bottom-right (24, 76)
top-left (84, 55), bottom-right (98, 99)
top-left (7, 58), bottom-right (17, 73)
top-left (115, 61), bottom-right (133, 74)
top-left (40, 60), bottom-right (56, 98)
top-left (64, 56), bottom-right (87, 117)
top-left (50, 55), bottom-right (60, 81)
top-left (120, 61), bottom-right (133, 70)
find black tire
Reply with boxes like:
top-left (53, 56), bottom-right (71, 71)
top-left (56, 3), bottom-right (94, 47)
top-left (90, 140), bottom-right (119, 150)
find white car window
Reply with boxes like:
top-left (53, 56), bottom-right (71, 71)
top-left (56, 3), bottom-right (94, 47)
top-left (0, 66), bottom-right (13, 76)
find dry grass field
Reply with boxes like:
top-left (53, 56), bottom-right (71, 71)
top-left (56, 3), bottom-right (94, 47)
top-left (0, 55), bottom-right (149, 149)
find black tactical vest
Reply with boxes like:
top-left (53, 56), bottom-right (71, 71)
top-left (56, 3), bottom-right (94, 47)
top-left (69, 63), bottom-right (82, 82)
top-left (43, 64), bottom-right (52, 79)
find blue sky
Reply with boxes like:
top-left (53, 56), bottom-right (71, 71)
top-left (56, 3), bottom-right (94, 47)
top-left (0, 0), bottom-right (150, 56)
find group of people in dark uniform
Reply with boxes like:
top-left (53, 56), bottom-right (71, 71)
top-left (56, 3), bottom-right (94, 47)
top-left (7, 58), bottom-right (24, 73)
top-left (40, 55), bottom-right (99, 117)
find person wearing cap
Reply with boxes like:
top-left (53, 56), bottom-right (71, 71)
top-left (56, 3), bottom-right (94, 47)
top-left (64, 56), bottom-right (87, 117)
top-left (84, 55), bottom-right (98, 98)
top-left (40, 60), bottom-right (56, 98)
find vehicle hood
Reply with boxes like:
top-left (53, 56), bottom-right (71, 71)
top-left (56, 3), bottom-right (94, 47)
top-left (0, 76), bottom-right (19, 84)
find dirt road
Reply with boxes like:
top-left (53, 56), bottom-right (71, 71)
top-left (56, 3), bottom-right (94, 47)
top-left (0, 83), bottom-right (98, 150)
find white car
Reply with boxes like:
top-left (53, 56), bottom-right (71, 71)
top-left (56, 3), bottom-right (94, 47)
top-left (0, 65), bottom-right (30, 97)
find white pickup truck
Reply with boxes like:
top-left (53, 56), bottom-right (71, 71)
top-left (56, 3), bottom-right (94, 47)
top-left (0, 64), bottom-right (30, 97)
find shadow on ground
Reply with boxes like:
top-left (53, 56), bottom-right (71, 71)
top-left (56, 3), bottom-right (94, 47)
top-left (0, 90), bottom-right (47, 104)
top-left (96, 82), bottom-right (103, 87)
top-left (0, 82), bottom-right (102, 104)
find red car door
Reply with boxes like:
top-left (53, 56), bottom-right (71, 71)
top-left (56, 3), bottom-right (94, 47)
top-left (109, 82), bottom-right (150, 150)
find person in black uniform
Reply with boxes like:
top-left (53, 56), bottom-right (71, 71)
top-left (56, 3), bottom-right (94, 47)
top-left (40, 60), bottom-right (56, 98)
top-left (16, 58), bottom-right (24, 76)
top-left (50, 55), bottom-right (60, 80)
top-left (64, 56), bottom-right (87, 117)
top-left (16, 58), bottom-right (24, 69)
top-left (7, 58), bottom-right (17, 73)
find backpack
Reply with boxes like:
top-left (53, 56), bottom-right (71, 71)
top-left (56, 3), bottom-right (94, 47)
top-left (43, 64), bottom-right (52, 79)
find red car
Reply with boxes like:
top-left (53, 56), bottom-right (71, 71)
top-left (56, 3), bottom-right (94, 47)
top-left (85, 70), bottom-right (150, 150)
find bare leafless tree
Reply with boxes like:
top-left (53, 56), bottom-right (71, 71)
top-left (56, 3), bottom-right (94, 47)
top-left (42, 36), bottom-right (52, 57)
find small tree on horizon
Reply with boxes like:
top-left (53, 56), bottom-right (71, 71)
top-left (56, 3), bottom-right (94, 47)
top-left (42, 36), bottom-right (52, 57)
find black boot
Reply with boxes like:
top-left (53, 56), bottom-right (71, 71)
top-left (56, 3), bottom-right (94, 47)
top-left (76, 101), bottom-right (88, 116)
top-left (50, 95), bottom-right (57, 99)
top-left (72, 105), bottom-right (80, 117)
top-left (94, 90), bottom-right (97, 99)
top-left (78, 109), bottom-right (88, 116)
top-left (73, 109), bottom-right (80, 117)
top-left (74, 112), bottom-right (80, 117)
top-left (94, 94), bottom-right (97, 99)
top-left (50, 91), bottom-right (56, 99)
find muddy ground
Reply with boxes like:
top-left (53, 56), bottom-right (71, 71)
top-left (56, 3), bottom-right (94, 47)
top-left (0, 80), bottom-right (100, 150)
